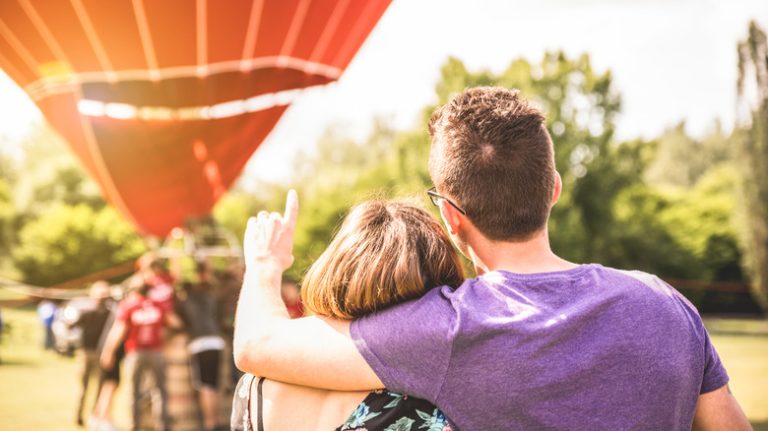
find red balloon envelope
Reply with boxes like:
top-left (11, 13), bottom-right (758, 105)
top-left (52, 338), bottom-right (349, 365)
top-left (0, 0), bottom-right (391, 236)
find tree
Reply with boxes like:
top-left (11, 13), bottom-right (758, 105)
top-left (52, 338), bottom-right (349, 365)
top-left (644, 121), bottom-right (733, 189)
top-left (735, 21), bottom-right (768, 310)
top-left (657, 166), bottom-right (743, 282)
top-left (12, 204), bottom-right (146, 286)
top-left (610, 183), bottom-right (703, 279)
top-left (0, 148), bottom-right (16, 259)
top-left (0, 178), bottom-right (14, 259)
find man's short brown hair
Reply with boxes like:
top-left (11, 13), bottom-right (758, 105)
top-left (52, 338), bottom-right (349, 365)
top-left (428, 86), bottom-right (556, 241)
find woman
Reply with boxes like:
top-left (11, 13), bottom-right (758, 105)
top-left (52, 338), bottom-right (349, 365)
top-left (232, 199), bottom-right (464, 431)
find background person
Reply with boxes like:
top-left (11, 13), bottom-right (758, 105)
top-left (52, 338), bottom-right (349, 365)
top-left (177, 278), bottom-right (227, 431)
top-left (72, 281), bottom-right (112, 427)
top-left (88, 284), bottom-right (124, 431)
top-left (280, 278), bottom-right (303, 319)
top-left (215, 264), bottom-right (245, 389)
top-left (231, 200), bottom-right (462, 431)
top-left (100, 276), bottom-right (181, 431)
top-left (142, 257), bottom-right (177, 313)
top-left (90, 342), bottom-right (124, 431)
top-left (36, 299), bottom-right (57, 350)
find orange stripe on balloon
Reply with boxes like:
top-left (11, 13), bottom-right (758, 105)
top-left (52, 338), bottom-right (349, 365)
top-left (18, 0), bottom-right (71, 69)
top-left (70, 0), bottom-right (117, 82)
top-left (240, 0), bottom-right (264, 69)
top-left (196, 0), bottom-right (208, 77)
top-left (131, 0), bottom-right (159, 80)
top-left (0, 19), bottom-right (41, 79)
top-left (279, 0), bottom-right (312, 60)
top-left (308, 0), bottom-right (350, 65)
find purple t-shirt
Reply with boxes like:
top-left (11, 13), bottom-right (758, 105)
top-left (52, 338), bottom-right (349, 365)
top-left (351, 264), bottom-right (728, 430)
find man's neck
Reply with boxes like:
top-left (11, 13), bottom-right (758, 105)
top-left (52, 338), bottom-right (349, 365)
top-left (467, 229), bottom-right (577, 275)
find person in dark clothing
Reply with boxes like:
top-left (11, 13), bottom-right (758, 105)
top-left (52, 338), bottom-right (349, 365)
top-left (178, 280), bottom-right (226, 431)
top-left (73, 281), bottom-right (112, 426)
top-left (37, 299), bottom-right (57, 350)
top-left (215, 267), bottom-right (243, 389)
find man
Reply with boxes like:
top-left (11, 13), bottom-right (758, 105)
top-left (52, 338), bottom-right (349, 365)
top-left (144, 258), bottom-right (176, 312)
top-left (72, 281), bottom-right (112, 427)
top-left (234, 87), bottom-right (751, 430)
top-left (101, 276), bottom-right (181, 431)
top-left (177, 277), bottom-right (226, 431)
top-left (37, 299), bottom-right (57, 350)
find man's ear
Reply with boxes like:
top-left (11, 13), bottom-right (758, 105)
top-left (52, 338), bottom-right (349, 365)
top-left (439, 199), bottom-right (463, 235)
top-left (551, 171), bottom-right (562, 206)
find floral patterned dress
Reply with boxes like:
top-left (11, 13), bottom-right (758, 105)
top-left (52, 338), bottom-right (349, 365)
top-left (231, 374), bottom-right (453, 431)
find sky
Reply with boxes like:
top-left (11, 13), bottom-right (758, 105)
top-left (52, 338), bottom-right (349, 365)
top-left (1, 0), bottom-right (766, 184)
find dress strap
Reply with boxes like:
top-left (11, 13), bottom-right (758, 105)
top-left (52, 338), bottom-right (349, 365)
top-left (257, 377), bottom-right (266, 431)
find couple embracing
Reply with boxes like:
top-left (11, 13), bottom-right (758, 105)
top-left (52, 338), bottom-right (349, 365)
top-left (232, 87), bottom-right (750, 431)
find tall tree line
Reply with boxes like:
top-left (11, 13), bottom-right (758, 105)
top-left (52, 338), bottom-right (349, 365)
top-left (0, 21), bottom-right (765, 314)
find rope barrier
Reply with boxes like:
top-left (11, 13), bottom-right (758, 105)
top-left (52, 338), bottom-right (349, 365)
top-left (0, 277), bottom-right (89, 301)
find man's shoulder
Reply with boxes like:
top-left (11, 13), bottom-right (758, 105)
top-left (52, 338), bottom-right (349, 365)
top-left (367, 284), bottom-right (459, 316)
top-left (599, 267), bottom-right (689, 301)
top-left (590, 267), bottom-right (705, 326)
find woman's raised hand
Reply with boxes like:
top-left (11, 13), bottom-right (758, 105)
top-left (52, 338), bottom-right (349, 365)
top-left (244, 189), bottom-right (299, 271)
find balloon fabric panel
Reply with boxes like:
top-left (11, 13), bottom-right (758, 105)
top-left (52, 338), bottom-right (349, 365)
top-left (0, 0), bottom-right (392, 236)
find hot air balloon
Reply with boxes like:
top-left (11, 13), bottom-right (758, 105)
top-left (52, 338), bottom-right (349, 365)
top-left (0, 0), bottom-right (391, 237)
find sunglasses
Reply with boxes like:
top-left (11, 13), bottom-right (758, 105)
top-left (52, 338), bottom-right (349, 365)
top-left (427, 187), bottom-right (467, 215)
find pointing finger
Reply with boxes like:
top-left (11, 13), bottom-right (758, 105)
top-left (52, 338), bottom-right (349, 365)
top-left (283, 189), bottom-right (299, 230)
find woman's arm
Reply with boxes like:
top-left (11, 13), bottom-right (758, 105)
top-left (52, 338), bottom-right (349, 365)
top-left (233, 245), bottom-right (382, 388)
top-left (232, 191), bottom-right (383, 391)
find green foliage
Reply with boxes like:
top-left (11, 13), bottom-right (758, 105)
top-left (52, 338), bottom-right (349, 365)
top-left (610, 184), bottom-right (703, 278)
top-left (12, 126), bottom-right (103, 211)
top-left (608, 166), bottom-right (743, 282)
top-left (660, 167), bottom-right (742, 278)
top-left (12, 204), bottom-right (146, 286)
top-left (645, 122), bottom-right (733, 188)
top-left (735, 21), bottom-right (768, 309)
top-left (0, 178), bottom-right (14, 257)
top-left (213, 186), bottom-right (286, 244)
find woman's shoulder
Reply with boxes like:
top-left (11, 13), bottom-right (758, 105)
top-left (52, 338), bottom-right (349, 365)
top-left (243, 375), bottom-right (369, 431)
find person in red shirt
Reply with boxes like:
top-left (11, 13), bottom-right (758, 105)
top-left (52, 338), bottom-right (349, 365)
top-left (144, 258), bottom-right (177, 313)
top-left (100, 276), bottom-right (181, 431)
top-left (280, 279), bottom-right (304, 319)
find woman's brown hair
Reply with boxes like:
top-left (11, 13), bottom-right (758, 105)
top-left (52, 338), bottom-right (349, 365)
top-left (300, 199), bottom-right (464, 319)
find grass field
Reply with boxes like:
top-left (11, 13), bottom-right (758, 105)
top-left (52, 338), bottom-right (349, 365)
top-left (1, 306), bottom-right (766, 430)
top-left (0, 305), bottom-right (133, 430)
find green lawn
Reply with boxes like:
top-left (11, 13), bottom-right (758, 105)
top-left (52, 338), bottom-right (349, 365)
top-left (0, 305), bottom-right (132, 431)
top-left (1, 307), bottom-right (766, 430)
top-left (705, 317), bottom-right (768, 429)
